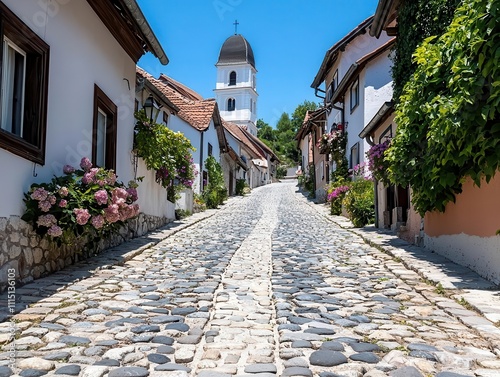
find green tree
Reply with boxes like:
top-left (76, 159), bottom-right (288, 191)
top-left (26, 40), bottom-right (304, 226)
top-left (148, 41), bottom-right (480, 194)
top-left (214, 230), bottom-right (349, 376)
top-left (291, 100), bottom-right (318, 134)
top-left (257, 118), bottom-right (276, 147)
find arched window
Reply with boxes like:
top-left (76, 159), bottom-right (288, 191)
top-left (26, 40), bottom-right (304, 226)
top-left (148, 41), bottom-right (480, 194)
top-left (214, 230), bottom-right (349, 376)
top-left (229, 71), bottom-right (236, 86)
top-left (227, 98), bottom-right (235, 111)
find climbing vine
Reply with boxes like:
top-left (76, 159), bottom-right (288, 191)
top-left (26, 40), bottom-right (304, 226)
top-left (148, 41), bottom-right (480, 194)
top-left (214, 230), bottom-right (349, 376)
top-left (391, 0), bottom-right (460, 101)
top-left (134, 110), bottom-right (197, 202)
top-left (386, 0), bottom-right (500, 215)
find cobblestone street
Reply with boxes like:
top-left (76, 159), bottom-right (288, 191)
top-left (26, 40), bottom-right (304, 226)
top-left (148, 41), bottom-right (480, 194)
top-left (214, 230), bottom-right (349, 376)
top-left (1, 181), bottom-right (500, 377)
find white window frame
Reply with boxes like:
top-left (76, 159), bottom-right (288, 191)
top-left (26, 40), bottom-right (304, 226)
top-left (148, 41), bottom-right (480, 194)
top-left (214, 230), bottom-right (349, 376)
top-left (1, 36), bottom-right (26, 136)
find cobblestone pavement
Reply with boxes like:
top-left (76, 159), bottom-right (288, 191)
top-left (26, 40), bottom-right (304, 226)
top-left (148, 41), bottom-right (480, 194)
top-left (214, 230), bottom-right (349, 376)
top-left (1, 181), bottom-right (500, 377)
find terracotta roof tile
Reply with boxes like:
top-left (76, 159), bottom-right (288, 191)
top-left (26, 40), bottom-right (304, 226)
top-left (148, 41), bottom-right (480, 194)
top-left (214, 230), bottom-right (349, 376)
top-left (136, 67), bottom-right (215, 131)
top-left (222, 120), bottom-right (265, 159)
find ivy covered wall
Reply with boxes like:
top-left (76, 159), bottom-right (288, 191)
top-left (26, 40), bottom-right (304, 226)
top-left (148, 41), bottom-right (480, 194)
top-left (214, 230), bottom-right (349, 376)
top-left (387, 0), bottom-right (500, 215)
top-left (391, 0), bottom-right (460, 101)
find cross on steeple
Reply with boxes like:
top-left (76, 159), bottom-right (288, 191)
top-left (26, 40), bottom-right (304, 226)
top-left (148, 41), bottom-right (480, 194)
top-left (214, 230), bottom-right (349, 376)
top-left (233, 19), bottom-right (239, 35)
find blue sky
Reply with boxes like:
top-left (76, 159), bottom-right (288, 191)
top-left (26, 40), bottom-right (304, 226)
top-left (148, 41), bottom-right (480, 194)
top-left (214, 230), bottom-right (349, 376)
top-left (137, 0), bottom-right (379, 127)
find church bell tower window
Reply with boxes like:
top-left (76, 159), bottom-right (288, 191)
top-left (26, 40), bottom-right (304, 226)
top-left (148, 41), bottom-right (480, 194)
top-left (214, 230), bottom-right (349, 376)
top-left (229, 71), bottom-right (236, 86)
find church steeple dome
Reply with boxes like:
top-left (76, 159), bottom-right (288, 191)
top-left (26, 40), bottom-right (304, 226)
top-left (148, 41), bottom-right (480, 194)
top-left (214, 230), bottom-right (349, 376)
top-left (217, 34), bottom-right (256, 69)
top-left (214, 30), bottom-right (258, 136)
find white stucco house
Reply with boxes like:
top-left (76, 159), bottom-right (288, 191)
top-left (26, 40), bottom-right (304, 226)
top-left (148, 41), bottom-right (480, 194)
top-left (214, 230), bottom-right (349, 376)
top-left (222, 121), bottom-right (278, 189)
top-left (135, 68), bottom-right (231, 207)
top-left (311, 16), bottom-right (393, 175)
top-left (0, 0), bottom-right (170, 290)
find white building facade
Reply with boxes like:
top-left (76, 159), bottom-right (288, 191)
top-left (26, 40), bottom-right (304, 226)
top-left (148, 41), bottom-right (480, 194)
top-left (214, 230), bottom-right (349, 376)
top-left (215, 34), bottom-right (258, 136)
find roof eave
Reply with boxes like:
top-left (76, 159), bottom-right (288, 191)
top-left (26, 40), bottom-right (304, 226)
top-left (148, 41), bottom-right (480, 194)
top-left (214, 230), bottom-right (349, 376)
top-left (359, 101), bottom-right (394, 139)
top-left (311, 16), bottom-right (374, 89)
top-left (370, 0), bottom-right (398, 38)
top-left (121, 0), bottom-right (169, 65)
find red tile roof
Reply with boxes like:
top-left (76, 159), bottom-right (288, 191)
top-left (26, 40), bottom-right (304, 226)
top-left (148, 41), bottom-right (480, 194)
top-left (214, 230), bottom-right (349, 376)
top-left (136, 67), bottom-right (215, 131)
top-left (222, 120), bottom-right (265, 159)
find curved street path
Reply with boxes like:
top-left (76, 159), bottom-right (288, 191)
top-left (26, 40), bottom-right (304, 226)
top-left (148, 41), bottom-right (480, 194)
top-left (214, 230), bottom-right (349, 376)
top-left (1, 181), bottom-right (500, 377)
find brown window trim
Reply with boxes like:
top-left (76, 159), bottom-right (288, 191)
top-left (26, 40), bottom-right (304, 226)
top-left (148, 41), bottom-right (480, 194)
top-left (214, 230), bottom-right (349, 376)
top-left (0, 3), bottom-right (49, 165)
top-left (350, 77), bottom-right (360, 113)
top-left (92, 85), bottom-right (117, 171)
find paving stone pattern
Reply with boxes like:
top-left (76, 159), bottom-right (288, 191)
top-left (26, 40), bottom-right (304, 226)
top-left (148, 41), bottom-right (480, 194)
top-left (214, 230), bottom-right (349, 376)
top-left (0, 181), bottom-right (499, 377)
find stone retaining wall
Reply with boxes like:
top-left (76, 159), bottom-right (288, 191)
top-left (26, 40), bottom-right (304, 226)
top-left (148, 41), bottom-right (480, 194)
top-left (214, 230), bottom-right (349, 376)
top-left (0, 213), bottom-right (170, 292)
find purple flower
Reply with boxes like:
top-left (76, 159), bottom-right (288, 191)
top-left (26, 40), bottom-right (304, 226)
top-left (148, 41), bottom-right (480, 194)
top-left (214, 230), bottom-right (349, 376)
top-left (80, 157), bottom-right (92, 171)
top-left (63, 165), bottom-right (75, 174)
top-left (36, 214), bottom-right (57, 227)
top-left (30, 187), bottom-right (48, 201)
top-left (94, 189), bottom-right (108, 205)
top-left (73, 208), bottom-right (91, 225)
top-left (59, 199), bottom-right (68, 208)
top-left (38, 200), bottom-right (52, 212)
top-left (91, 215), bottom-right (105, 229)
top-left (126, 187), bottom-right (138, 202)
top-left (47, 225), bottom-right (63, 237)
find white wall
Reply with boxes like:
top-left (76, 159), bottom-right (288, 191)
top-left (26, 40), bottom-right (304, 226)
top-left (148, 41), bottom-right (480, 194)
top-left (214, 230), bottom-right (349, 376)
top-left (0, 0), bottom-right (137, 217)
top-left (135, 159), bottom-right (175, 219)
top-left (216, 64), bottom-right (255, 89)
top-left (424, 235), bottom-right (500, 286)
top-left (215, 62), bottom-right (258, 135)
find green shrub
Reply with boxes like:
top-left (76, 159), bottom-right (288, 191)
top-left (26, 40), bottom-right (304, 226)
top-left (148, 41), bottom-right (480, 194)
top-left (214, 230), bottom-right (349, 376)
top-left (276, 165), bottom-right (287, 179)
top-left (342, 178), bottom-right (375, 227)
top-left (235, 178), bottom-right (247, 196)
top-left (175, 209), bottom-right (191, 220)
top-left (202, 156), bottom-right (227, 209)
top-left (193, 193), bottom-right (206, 213)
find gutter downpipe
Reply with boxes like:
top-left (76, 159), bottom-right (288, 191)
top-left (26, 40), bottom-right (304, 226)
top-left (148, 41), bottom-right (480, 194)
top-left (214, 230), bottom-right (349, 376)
top-left (199, 131), bottom-right (205, 193)
top-left (364, 126), bottom-right (378, 230)
top-left (367, 136), bottom-right (379, 229)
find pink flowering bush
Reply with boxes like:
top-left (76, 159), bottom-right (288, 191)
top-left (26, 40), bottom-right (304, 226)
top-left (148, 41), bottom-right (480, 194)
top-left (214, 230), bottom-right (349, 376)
top-left (22, 158), bottom-right (140, 250)
top-left (316, 127), bottom-right (347, 162)
top-left (134, 110), bottom-right (197, 202)
top-left (366, 140), bottom-right (391, 184)
top-left (327, 180), bottom-right (351, 216)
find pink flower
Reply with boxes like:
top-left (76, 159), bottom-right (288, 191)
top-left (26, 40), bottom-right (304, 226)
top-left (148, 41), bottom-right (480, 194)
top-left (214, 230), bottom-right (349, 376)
top-left (80, 157), bottom-right (92, 171)
top-left (94, 189), bottom-right (108, 205)
top-left (104, 204), bottom-right (120, 223)
top-left (58, 187), bottom-right (69, 197)
top-left (73, 208), bottom-right (91, 225)
top-left (131, 204), bottom-right (140, 217)
top-left (112, 188), bottom-right (128, 206)
top-left (59, 199), bottom-right (68, 208)
top-left (106, 172), bottom-right (117, 186)
top-left (36, 214), bottom-right (57, 227)
top-left (126, 187), bottom-right (138, 202)
top-left (48, 195), bottom-right (57, 205)
top-left (47, 225), bottom-right (63, 237)
top-left (119, 205), bottom-right (134, 221)
top-left (38, 200), bottom-right (52, 212)
top-left (30, 187), bottom-right (48, 201)
top-left (91, 215), bottom-right (105, 229)
top-left (63, 165), bottom-right (75, 174)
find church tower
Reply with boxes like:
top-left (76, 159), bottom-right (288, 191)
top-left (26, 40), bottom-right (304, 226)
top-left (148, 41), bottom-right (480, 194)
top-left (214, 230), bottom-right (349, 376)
top-left (215, 31), bottom-right (258, 136)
